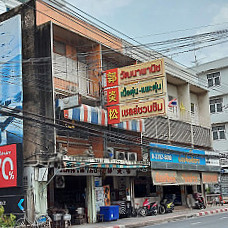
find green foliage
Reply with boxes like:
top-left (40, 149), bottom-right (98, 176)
top-left (0, 206), bottom-right (16, 227)
top-left (206, 187), bottom-right (211, 194)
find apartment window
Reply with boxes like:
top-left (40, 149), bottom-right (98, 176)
top-left (210, 98), bottom-right (223, 113)
top-left (207, 72), bottom-right (220, 87)
top-left (53, 40), bottom-right (66, 55)
top-left (212, 125), bottom-right (226, 140)
top-left (191, 103), bottom-right (195, 114)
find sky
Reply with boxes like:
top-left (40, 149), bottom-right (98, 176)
top-left (67, 0), bottom-right (228, 67)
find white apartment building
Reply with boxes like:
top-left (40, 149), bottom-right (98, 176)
top-left (192, 57), bottom-right (228, 154)
top-left (192, 57), bottom-right (228, 195)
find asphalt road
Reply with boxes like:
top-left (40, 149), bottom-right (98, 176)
top-left (143, 212), bottom-right (228, 228)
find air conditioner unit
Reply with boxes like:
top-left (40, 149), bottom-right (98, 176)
top-left (104, 147), bottom-right (114, 159)
top-left (55, 176), bottom-right (65, 189)
top-left (127, 152), bottom-right (137, 161)
top-left (115, 151), bottom-right (126, 160)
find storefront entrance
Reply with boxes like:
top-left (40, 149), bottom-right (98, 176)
top-left (54, 176), bottom-right (87, 224)
top-left (163, 185), bottom-right (182, 205)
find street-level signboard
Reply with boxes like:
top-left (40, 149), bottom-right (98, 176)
top-left (0, 195), bottom-right (24, 214)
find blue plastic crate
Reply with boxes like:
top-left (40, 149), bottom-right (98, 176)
top-left (100, 205), bottom-right (119, 221)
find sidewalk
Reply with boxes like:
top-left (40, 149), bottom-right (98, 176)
top-left (72, 205), bottom-right (228, 228)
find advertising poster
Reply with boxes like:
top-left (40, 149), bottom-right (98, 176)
top-left (103, 185), bottom-right (110, 206)
top-left (95, 187), bottom-right (104, 212)
top-left (0, 144), bottom-right (17, 188)
top-left (0, 15), bottom-right (23, 146)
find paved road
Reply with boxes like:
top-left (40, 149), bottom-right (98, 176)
top-left (143, 212), bottom-right (228, 228)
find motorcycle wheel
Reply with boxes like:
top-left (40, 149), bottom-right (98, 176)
top-left (131, 208), bottom-right (137, 217)
top-left (153, 209), bottom-right (158, 215)
top-left (139, 208), bottom-right (147, 217)
top-left (159, 205), bottom-right (166, 214)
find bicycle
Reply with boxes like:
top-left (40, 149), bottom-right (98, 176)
top-left (14, 210), bottom-right (52, 228)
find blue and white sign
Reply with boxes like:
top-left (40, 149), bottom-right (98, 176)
top-left (0, 15), bottom-right (23, 146)
top-left (150, 150), bottom-right (206, 165)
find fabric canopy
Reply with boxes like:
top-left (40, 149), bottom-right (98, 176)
top-left (64, 104), bottom-right (144, 132)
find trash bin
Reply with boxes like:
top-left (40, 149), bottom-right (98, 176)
top-left (100, 205), bottom-right (119, 221)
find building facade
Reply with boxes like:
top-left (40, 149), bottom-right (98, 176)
top-left (0, 0), bottom-right (220, 225)
top-left (193, 57), bottom-right (228, 196)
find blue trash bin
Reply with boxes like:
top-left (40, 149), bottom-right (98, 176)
top-left (100, 205), bottom-right (119, 221)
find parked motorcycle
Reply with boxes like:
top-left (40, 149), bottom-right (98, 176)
top-left (159, 194), bottom-right (175, 214)
top-left (193, 193), bottom-right (206, 209)
top-left (139, 198), bottom-right (158, 216)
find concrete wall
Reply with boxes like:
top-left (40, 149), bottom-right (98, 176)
top-left (178, 83), bottom-right (190, 123)
top-left (36, 0), bottom-right (123, 51)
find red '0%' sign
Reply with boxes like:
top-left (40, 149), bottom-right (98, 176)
top-left (0, 144), bottom-right (17, 188)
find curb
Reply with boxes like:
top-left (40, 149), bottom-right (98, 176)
top-left (197, 207), bottom-right (228, 217)
top-left (106, 207), bottom-right (228, 228)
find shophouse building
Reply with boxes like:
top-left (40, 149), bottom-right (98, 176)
top-left (0, 0), bottom-right (220, 224)
top-left (192, 57), bottom-right (228, 196)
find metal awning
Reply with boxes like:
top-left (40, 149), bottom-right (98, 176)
top-left (63, 161), bottom-right (148, 169)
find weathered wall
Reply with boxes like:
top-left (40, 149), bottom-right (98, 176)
top-left (36, 0), bottom-right (123, 51)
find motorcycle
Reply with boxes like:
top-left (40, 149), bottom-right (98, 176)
top-left (159, 194), bottom-right (175, 214)
top-left (139, 198), bottom-right (158, 216)
top-left (193, 193), bottom-right (206, 209)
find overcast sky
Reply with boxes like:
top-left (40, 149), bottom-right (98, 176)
top-left (67, 0), bottom-right (228, 67)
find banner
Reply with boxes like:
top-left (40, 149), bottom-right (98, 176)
top-left (0, 144), bottom-right (17, 188)
top-left (150, 151), bottom-right (206, 165)
top-left (106, 77), bottom-right (165, 106)
top-left (152, 170), bottom-right (200, 185)
top-left (118, 58), bottom-right (164, 85)
top-left (107, 98), bottom-right (165, 124)
top-left (202, 172), bottom-right (218, 184)
top-left (0, 15), bottom-right (23, 146)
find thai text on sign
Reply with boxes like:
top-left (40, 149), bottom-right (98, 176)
top-left (106, 78), bottom-right (165, 106)
top-left (107, 98), bottom-right (165, 124)
top-left (119, 58), bottom-right (164, 85)
top-left (119, 78), bottom-right (165, 102)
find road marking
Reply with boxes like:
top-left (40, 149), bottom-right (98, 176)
top-left (219, 216), bottom-right (228, 220)
top-left (191, 222), bottom-right (201, 225)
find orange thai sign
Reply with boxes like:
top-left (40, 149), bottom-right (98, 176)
top-left (202, 172), bottom-right (218, 184)
top-left (152, 170), bottom-right (177, 185)
top-left (152, 170), bottom-right (201, 185)
top-left (107, 98), bottom-right (165, 124)
top-left (119, 58), bottom-right (164, 85)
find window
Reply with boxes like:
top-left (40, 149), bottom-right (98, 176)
top-left (212, 125), bottom-right (226, 140)
top-left (207, 72), bottom-right (220, 87)
top-left (53, 40), bottom-right (66, 55)
top-left (191, 103), bottom-right (195, 114)
top-left (210, 98), bottom-right (223, 113)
